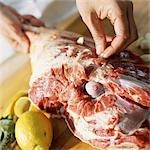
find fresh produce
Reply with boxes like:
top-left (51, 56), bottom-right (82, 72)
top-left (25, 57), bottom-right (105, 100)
top-left (0, 115), bottom-right (15, 150)
top-left (136, 32), bottom-right (150, 50)
top-left (2, 91), bottom-right (27, 118)
top-left (1, 91), bottom-right (53, 149)
top-left (29, 103), bottom-right (40, 112)
top-left (15, 111), bottom-right (53, 150)
top-left (14, 97), bottom-right (30, 117)
top-left (140, 54), bottom-right (150, 62)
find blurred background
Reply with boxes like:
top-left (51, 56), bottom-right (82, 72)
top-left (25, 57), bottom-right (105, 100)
top-left (0, 0), bottom-right (149, 117)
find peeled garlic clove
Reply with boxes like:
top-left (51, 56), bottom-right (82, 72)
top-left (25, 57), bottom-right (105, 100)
top-left (140, 39), bottom-right (150, 50)
top-left (77, 37), bottom-right (84, 45)
top-left (145, 32), bottom-right (150, 40)
top-left (136, 37), bottom-right (144, 47)
top-left (85, 81), bottom-right (104, 98)
top-left (137, 33), bottom-right (150, 50)
top-left (140, 54), bottom-right (150, 62)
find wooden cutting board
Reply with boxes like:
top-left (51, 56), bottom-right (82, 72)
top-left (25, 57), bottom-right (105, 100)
top-left (0, 0), bottom-right (149, 149)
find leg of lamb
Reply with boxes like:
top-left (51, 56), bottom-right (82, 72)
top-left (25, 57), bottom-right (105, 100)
top-left (27, 27), bottom-right (150, 149)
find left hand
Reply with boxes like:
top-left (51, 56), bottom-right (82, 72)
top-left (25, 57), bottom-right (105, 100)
top-left (0, 2), bottom-right (44, 52)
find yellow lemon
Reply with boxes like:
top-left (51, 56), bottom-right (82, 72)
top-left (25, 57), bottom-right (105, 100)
top-left (14, 97), bottom-right (31, 117)
top-left (29, 102), bottom-right (41, 112)
top-left (29, 103), bottom-right (51, 119)
top-left (15, 111), bottom-right (53, 150)
top-left (2, 90), bottom-right (27, 118)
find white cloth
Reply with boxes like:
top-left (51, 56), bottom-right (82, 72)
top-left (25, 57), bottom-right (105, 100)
top-left (0, 0), bottom-right (77, 64)
top-left (0, 0), bottom-right (77, 25)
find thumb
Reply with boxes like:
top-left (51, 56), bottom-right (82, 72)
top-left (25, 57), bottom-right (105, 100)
top-left (84, 12), bottom-right (106, 55)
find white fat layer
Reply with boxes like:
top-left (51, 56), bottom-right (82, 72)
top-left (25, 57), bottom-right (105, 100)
top-left (89, 67), bottom-right (112, 85)
top-left (83, 107), bottom-right (119, 129)
top-left (30, 44), bottom-right (74, 85)
top-left (29, 32), bottom-right (93, 86)
top-left (67, 107), bottom-right (119, 141)
top-left (118, 75), bottom-right (150, 89)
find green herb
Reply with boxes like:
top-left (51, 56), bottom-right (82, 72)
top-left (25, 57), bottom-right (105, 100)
top-left (0, 115), bottom-right (15, 150)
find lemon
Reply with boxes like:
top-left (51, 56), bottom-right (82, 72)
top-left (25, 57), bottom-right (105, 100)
top-left (29, 103), bottom-right (51, 119)
top-left (2, 90), bottom-right (27, 118)
top-left (29, 103), bottom-right (40, 112)
top-left (14, 97), bottom-right (31, 117)
top-left (15, 111), bottom-right (53, 150)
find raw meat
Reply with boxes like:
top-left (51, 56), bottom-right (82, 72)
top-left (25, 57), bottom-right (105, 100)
top-left (27, 28), bottom-right (150, 149)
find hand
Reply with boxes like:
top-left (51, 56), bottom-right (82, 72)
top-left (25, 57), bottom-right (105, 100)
top-left (76, 0), bottom-right (138, 58)
top-left (0, 3), bottom-right (44, 52)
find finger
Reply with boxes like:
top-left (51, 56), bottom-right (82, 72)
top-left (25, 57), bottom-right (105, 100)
top-left (106, 35), bottom-right (114, 42)
top-left (12, 37), bottom-right (29, 53)
top-left (12, 33), bottom-right (29, 53)
top-left (22, 15), bottom-right (45, 27)
top-left (1, 3), bottom-right (21, 18)
top-left (3, 32), bottom-right (29, 53)
top-left (101, 12), bottom-right (129, 58)
top-left (5, 24), bottom-right (30, 52)
top-left (82, 11), bottom-right (106, 55)
top-left (121, 1), bottom-right (138, 50)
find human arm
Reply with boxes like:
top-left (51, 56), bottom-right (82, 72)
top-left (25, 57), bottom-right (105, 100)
top-left (0, 2), bottom-right (44, 52)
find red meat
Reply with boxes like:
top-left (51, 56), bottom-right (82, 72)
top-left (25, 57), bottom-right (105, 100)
top-left (28, 29), bottom-right (150, 149)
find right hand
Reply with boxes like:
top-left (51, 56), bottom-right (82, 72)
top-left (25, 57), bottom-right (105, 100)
top-left (0, 2), bottom-right (44, 52)
top-left (76, 0), bottom-right (138, 58)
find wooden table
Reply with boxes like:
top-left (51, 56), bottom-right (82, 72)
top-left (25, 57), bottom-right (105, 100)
top-left (0, 0), bottom-right (149, 149)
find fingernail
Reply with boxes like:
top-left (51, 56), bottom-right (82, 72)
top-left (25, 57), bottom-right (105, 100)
top-left (100, 52), bottom-right (104, 57)
top-left (96, 51), bottom-right (101, 55)
top-left (96, 43), bottom-right (106, 56)
top-left (96, 48), bottom-right (104, 56)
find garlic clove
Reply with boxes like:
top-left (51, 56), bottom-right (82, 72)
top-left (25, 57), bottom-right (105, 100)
top-left (140, 54), bottom-right (150, 62)
top-left (145, 32), bottom-right (150, 40)
top-left (136, 37), bottom-right (144, 47)
top-left (77, 37), bottom-right (84, 45)
top-left (140, 39), bottom-right (150, 50)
